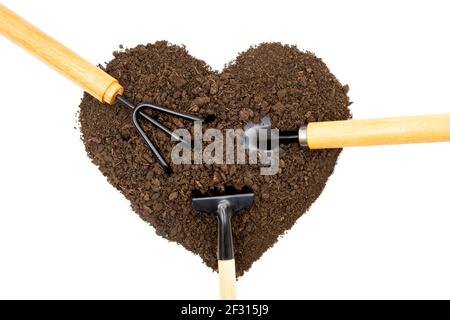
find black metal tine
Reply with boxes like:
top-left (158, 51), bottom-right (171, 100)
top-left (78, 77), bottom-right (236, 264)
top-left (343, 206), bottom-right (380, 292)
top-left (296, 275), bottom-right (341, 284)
top-left (132, 104), bottom-right (173, 175)
top-left (116, 96), bottom-right (190, 144)
top-left (142, 112), bottom-right (187, 144)
top-left (116, 95), bottom-right (212, 175)
top-left (138, 102), bottom-right (205, 122)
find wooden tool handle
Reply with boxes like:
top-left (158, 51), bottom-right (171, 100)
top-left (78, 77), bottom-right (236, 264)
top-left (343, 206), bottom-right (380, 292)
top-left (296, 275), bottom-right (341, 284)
top-left (0, 4), bottom-right (123, 104)
top-left (307, 114), bottom-right (450, 149)
top-left (218, 259), bottom-right (237, 300)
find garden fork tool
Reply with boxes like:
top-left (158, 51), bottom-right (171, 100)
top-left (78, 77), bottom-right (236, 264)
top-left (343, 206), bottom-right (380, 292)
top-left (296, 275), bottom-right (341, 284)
top-left (0, 4), bottom-right (210, 174)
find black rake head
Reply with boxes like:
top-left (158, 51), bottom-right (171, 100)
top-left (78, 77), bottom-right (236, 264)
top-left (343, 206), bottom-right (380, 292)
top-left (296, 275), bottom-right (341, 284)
top-left (116, 95), bottom-right (216, 175)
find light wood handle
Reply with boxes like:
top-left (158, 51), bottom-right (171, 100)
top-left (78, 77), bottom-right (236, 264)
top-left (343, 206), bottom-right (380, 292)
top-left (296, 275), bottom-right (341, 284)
top-left (307, 114), bottom-right (450, 149)
top-left (218, 259), bottom-right (237, 300)
top-left (0, 4), bottom-right (123, 104)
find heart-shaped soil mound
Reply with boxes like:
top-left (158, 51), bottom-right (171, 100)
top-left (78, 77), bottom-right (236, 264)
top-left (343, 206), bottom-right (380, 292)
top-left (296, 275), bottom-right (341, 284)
top-left (79, 42), bottom-right (351, 276)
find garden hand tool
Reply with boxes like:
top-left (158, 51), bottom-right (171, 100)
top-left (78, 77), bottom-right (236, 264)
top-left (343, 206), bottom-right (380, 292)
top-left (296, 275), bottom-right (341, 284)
top-left (0, 4), bottom-right (212, 175)
top-left (245, 114), bottom-right (450, 152)
top-left (192, 187), bottom-right (255, 300)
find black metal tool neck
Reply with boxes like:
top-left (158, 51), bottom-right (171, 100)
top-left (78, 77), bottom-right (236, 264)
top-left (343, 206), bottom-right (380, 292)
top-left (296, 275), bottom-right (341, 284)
top-left (216, 200), bottom-right (235, 261)
top-left (278, 130), bottom-right (299, 144)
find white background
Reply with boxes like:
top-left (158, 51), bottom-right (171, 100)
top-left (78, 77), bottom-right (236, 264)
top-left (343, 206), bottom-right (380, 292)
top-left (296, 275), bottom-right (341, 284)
top-left (0, 0), bottom-right (449, 300)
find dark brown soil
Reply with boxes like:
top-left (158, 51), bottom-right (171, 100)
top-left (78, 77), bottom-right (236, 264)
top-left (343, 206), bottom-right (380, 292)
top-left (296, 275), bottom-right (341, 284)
top-left (79, 41), bottom-right (351, 276)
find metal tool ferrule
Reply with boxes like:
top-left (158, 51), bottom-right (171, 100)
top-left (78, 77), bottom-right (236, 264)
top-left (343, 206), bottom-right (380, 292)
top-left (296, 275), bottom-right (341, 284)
top-left (298, 126), bottom-right (308, 148)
